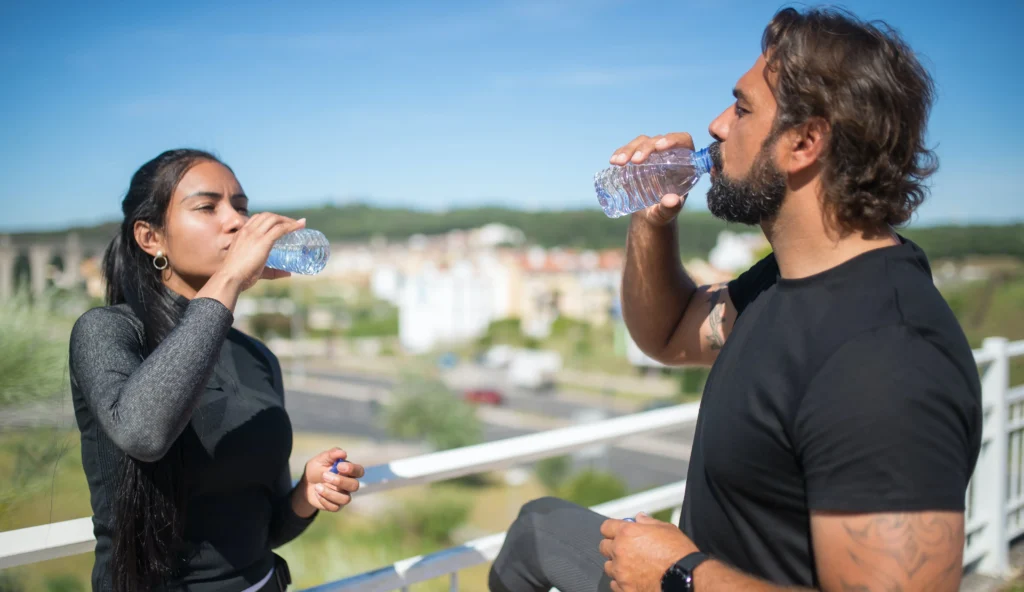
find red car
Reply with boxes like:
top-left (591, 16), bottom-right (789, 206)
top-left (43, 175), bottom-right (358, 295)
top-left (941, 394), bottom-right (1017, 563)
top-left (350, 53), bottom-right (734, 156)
top-left (464, 389), bottom-right (504, 406)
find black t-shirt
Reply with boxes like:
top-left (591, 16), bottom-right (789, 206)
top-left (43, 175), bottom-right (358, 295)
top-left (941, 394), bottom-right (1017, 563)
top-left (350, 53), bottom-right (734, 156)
top-left (678, 237), bottom-right (982, 587)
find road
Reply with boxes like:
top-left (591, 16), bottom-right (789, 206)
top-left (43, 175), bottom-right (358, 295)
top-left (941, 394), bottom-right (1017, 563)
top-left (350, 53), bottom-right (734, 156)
top-left (296, 366), bottom-right (696, 446)
top-left (285, 375), bottom-right (695, 492)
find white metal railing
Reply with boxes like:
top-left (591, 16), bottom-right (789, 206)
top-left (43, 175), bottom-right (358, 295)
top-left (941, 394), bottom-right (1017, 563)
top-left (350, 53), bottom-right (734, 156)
top-left (0, 403), bottom-right (700, 570)
top-left (1, 337), bottom-right (1021, 590)
top-left (962, 337), bottom-right (1024, 574)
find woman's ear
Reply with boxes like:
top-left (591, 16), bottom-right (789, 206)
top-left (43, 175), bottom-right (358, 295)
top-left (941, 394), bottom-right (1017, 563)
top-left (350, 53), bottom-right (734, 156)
top-left (133, 221), bottom-right (165, 258)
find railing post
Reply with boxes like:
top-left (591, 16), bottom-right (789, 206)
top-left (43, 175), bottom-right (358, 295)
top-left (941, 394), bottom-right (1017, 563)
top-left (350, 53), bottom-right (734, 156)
top-left (976, 337), bottom-right (1010, 576)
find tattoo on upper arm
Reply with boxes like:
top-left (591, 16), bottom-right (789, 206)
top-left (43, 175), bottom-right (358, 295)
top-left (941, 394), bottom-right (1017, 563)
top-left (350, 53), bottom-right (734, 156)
top-left (833, 513), bottom-right (963, 592)
top-left (707, 288), bottom-right (727, 350)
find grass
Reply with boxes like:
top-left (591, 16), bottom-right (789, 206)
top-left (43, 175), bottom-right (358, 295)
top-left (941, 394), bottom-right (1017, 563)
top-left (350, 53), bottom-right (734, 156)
top-left (941, 274), bottom-right (1024, 386)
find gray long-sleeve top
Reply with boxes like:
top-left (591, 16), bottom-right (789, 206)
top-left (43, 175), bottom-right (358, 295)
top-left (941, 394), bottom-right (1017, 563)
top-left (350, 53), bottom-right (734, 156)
top-left (69, 294), bottom-right (315, 592)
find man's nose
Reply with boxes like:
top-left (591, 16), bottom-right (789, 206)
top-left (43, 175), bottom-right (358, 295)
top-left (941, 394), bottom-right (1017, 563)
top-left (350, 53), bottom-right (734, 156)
top-left (708, 107), bottom-right (731, 142)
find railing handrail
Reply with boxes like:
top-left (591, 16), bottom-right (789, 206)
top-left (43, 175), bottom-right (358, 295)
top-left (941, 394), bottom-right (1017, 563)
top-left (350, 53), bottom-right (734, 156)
top-left (0, 403), bottom-right (700, 569)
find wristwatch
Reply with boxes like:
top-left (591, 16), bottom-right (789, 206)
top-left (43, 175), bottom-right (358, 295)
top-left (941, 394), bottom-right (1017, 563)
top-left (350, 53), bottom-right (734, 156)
top-left (661, 551), bottom-right (710, 591)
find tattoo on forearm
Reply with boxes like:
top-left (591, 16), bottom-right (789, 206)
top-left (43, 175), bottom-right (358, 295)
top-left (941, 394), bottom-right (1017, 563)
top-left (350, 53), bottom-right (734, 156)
top-left (836, 513), bottom-right (963, 591)
top-left (707, 289), bottom-right (726, 350)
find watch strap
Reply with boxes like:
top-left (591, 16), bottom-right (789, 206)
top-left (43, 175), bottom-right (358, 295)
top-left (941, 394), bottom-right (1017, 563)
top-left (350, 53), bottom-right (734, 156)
top-left (661, 551), bottom-right (711, 592)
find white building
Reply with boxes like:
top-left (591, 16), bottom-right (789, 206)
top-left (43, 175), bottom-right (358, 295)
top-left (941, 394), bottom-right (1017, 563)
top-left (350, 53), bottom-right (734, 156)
top-left (397, 260), bottom-right (496, 354)
top-left (708, 230), bottom-right (769, 273)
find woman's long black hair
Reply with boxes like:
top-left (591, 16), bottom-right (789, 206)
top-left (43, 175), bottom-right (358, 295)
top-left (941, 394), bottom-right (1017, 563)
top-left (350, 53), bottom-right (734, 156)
top-left (101, 148), bottom-right (224, 591)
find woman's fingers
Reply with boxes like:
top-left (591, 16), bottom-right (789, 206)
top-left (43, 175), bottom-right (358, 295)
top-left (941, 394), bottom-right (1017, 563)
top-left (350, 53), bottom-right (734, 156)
top-left (314, 483), bottom-right (352, 511)
top-left (321, 471), bottom-right (360, 493)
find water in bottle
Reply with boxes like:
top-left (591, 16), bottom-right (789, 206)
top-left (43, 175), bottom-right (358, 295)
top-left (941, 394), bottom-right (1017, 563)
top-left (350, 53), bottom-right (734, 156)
top-left (594, 146), bottom-right (713, 218)
top-left (265, 228), bottom-right (331, 275)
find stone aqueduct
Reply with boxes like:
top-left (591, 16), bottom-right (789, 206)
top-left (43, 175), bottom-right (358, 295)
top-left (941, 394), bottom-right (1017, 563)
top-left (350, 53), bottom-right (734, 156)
top-left (0, 232), bottom-right (111, 300)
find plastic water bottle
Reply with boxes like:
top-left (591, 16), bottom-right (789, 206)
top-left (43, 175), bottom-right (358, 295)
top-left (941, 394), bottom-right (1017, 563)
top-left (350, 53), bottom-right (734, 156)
top-left (594, 146), bottom-right (712, 218)
top-left (265, 229), bottom-right (331, 275)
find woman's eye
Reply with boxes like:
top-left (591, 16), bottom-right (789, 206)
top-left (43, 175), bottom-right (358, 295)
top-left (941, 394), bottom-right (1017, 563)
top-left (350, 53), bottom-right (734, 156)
top-left (196, 204), bottom-right (215, 211)
top-left (236, 207), bottom-right (249, 214)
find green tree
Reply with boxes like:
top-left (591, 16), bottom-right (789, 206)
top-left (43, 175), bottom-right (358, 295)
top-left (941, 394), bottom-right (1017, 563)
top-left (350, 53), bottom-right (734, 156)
top-left (382, 375), bottom-right (482, 451)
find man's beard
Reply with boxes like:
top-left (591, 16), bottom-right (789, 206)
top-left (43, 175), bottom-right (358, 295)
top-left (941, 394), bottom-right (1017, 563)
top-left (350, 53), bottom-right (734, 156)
top-left (705, 138), bottom-right (787, 226)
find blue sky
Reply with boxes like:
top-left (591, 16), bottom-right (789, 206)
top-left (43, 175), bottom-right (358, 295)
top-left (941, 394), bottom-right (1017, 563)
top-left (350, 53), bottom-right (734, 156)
top-left (1, 0), bottom-right (1021, 231)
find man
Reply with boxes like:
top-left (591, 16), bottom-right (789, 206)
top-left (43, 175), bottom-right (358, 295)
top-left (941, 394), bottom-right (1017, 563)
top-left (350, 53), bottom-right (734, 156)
top-left (488, 6), bottom-right (982, 592)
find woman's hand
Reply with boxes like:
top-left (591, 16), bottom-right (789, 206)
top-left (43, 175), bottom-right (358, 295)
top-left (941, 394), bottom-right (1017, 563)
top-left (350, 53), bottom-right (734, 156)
top-left (221, 213), bottom-right (306, 291)
top-left (291, 447), bottom-right (365, 517)
top-left (197, 213), bottom-right (304, 312)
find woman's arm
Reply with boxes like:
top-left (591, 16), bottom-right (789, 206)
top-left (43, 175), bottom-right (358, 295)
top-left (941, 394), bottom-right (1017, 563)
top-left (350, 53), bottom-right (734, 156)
top-left (69, 298), bottom-right (234, 462)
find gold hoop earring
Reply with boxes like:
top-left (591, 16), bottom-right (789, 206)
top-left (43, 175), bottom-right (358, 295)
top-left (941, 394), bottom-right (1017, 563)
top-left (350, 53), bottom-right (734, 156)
top-left (153, 251), bottom-right (169, 270)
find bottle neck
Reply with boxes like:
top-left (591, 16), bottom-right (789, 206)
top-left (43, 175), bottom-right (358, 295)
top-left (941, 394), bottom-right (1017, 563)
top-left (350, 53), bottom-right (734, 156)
top-left (692, 147), bottom-right (712, 176)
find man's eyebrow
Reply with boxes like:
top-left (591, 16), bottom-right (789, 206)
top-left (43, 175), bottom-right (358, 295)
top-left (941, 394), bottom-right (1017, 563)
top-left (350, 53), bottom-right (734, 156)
top-left (732, 88), bottom-right (750, 104)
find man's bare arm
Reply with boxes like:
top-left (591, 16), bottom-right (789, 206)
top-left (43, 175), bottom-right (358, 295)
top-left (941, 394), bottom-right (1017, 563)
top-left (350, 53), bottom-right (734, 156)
top-left (812, 511), bottom-right (964, 591)
top-left (616, 131), bottom-right (740, 367)
top-left (621, 214), bottom-right (738, 367)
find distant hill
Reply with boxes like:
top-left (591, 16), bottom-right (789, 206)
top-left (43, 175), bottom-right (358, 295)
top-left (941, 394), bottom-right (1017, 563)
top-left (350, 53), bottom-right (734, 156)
top-left (8, 204), bottom-right (1023, 261)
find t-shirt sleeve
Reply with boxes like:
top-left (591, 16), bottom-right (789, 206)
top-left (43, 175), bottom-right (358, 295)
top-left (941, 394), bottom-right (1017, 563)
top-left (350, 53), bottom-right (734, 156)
top-left (794, 325), bottom-right (981, 513)
top-left (727, 252), bottom-right (778, 317)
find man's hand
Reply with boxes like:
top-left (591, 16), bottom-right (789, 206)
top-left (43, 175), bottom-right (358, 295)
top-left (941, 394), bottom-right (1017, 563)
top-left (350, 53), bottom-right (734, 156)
top-left (599, 513), bottom-right (697, 592)
top-left (610, 133), bottom-right (696, 227)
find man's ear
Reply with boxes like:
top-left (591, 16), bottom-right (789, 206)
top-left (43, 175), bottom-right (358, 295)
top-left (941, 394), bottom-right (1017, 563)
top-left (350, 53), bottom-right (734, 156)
top-left (133, 221), bottom-right (165, 258)
top-left (782, 117), bottom-right (829, 175)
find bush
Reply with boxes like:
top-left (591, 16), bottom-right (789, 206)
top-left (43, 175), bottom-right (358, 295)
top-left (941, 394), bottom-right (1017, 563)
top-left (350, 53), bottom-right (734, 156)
top-left (535, 456), bottom-right (572, 492)
top-left (45, 575), bottom-right (85, 592)
top-left (484, 318), bottom-right (525, 346)
top-left (676, 367), bottom-right (709, 399)
top-left (0, 294), bottom-right (71, 409)
top-left (557, 469), bottom-right (628, 508)
top-left (0, 572), bottom-right (23, 592)
top-left (248, 313), bottom-right (292, 340)
top-left (391, 491), bottom-right (471, 544)
top-left (382, 375), bottom-right (482, 451)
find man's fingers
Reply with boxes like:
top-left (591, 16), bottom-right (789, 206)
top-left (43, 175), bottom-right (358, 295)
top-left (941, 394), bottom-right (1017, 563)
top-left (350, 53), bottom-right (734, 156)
top-left (600, 518), bottom-right (623, 539)
top-left (611, 135), bottom-right (650, 164)
top-left (654, 132), bottom-right (695, 152)
top-left (634, 512), bottom-right (659, 524)
top-left (611, 132), bottom-right (695, 166)
top-left (598, 538), bottom-right (613, 559)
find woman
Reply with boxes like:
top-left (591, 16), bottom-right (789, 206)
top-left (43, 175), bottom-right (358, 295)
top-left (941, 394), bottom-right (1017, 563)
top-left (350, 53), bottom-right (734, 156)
top-left (69, 149), bottom-right (365, 592)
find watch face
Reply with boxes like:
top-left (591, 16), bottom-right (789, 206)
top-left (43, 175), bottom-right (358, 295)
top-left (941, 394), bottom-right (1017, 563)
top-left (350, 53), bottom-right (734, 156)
top-left (662, 566), bottom-right (693, 592)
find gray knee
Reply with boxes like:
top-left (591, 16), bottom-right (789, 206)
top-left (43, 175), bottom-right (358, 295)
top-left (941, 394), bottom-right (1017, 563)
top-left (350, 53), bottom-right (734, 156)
top-left (517, 496), bottom-right (576, 521)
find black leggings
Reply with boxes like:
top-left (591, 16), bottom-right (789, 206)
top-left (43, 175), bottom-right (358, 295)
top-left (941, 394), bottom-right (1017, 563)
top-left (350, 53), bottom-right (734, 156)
top-left (488, 497), bottom-right (613, 592)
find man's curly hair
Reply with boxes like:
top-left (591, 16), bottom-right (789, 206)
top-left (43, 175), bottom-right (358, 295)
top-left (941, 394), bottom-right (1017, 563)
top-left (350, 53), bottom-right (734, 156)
top-left (761, 7), bottom-right (938, 234)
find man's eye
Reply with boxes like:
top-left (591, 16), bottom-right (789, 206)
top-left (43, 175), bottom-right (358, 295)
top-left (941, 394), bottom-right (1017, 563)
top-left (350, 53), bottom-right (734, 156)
top-left (734, 103), bottom-right (749, 118)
